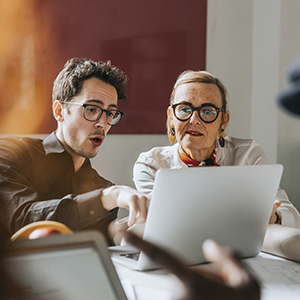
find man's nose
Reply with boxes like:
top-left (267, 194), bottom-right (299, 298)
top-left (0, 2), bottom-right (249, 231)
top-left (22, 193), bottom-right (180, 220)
top-left (95, 113), bottom-right (107, 128)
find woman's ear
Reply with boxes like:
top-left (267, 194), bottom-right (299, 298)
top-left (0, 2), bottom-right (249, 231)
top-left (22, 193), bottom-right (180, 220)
top-left (53, 101), bottom-right (64, 122)
top-left (167, 106), bottom-right (174, 126)
top-left (222, 111), bottom-right (230, 130)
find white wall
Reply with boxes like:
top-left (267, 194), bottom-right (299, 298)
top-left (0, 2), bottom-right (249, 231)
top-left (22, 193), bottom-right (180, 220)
top-left (277, 1), bottom-right (300, 211)
top-left (206, 0), bottom-right (300, 211)
top-left (91, 134), bottom-right (169, 188)
top-left (206, 0), bottom-right (281, 163)
top-left (206, 1), bottom-right (253, 140)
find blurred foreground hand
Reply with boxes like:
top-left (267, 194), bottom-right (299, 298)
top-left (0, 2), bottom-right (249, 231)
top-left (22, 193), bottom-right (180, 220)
top-left (124, 231), bottom-right (260, 300)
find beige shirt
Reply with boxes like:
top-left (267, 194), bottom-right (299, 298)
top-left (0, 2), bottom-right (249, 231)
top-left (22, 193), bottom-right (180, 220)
top-left (133, 136), bottom-right (300, 228)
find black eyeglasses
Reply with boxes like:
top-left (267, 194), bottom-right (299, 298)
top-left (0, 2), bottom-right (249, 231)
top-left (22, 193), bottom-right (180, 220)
top-left (60, 101), bottom-right (123, 126)
top-left (172, 103), bottom-right (225, 124)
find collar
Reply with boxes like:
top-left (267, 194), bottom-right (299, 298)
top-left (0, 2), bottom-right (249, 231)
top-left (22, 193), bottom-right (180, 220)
top-left (43, 131), bottom-right (92, 174)
top-left (43, 132), bottom-right (66, 155)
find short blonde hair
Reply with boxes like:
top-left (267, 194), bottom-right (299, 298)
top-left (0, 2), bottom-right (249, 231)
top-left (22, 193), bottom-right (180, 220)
top-left (167, 70), bottom-right (228, 133)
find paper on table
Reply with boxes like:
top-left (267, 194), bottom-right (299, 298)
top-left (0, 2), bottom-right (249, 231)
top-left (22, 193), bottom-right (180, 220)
top-left (262, 224), bottom-right (300, 262)
top-left (245, 253), bottom-right (300, 300)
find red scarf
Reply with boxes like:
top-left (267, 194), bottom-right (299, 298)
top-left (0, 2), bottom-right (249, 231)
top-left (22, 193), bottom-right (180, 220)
top-left (178, 147), bottom-right (219, 167)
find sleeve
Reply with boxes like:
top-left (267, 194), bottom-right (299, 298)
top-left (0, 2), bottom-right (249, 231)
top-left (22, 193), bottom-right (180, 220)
top-left (242, 140), bottom-right (300, 228)
top-left (0, 139), bottom-right (118, 237)
top-left (133, 152), bottom-right (157, 196)
top-left (17, 189), bottom-right (118, 231)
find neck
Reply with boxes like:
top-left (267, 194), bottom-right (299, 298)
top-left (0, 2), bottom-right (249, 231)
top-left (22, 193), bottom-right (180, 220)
top-left (56, 130), bottom-right (85, 173)
top-left (181, 145), bottom-right (215, 162)
top-left (73, 156), bottom-right (85, 172)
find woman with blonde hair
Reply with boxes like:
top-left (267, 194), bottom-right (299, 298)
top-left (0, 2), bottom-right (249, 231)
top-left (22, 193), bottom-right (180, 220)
top-left (133, 70), bottom-right (300, 227)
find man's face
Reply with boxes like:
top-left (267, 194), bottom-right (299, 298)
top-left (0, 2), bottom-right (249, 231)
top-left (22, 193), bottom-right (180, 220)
top-left (55, 77), bottom-right (118, 168)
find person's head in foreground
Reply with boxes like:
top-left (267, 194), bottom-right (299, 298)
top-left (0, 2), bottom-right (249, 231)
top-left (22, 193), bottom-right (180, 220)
top-left (278, 55), bottom-right (300, 116)
top-left (167, 70), bottom-right (230, 163)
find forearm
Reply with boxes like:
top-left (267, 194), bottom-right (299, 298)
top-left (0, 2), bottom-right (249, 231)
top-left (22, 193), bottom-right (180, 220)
top-left (276, 189), bottom-right (300, 228)
top-left (101, 185), bottom-right (150, 227)
top-left (6, 189), bottom-right (117, 235)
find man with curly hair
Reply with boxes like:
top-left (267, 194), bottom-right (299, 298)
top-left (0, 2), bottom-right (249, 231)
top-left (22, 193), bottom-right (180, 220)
top-left (0, 58), bottom-right (149, 245)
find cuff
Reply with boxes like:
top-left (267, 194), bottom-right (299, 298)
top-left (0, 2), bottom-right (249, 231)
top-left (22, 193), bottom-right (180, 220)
top-left (76, 189), bottom-right (113, 227)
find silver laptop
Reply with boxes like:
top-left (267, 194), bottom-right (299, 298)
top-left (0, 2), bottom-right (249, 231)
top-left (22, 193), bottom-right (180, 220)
top-left (3, 231), bottom-right (128, 300)
top-left (110, 164), bottom-right (283, 271)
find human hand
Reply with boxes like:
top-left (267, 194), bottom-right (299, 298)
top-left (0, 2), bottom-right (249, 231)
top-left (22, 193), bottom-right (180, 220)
top-left (101, 185), bottom-right (150, 227)
top-left (29, 228), bottom-right (61, 239)
top-left (269, 200), bottom-right (281, 224)
top-left (124, 231), bottom-right (260, 300)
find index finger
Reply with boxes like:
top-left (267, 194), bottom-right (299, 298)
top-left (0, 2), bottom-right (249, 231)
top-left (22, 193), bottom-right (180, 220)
top-left (202, 239), bottom-right (257, 287)
top-left (127, 195), bottom-right (149, 226)
top-left (135, 196), bottom-right (150, 224)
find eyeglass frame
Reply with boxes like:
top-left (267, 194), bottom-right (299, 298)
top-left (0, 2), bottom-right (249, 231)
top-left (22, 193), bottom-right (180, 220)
top-left (171, 102), bottom-right (225, 124)
top-left (59, 101), bottom-right (124, 126)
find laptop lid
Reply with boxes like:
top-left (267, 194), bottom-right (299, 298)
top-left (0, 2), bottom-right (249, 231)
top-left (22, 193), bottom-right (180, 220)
top-left (112, 164), bottom-right (283, 271)
top-left (3, 231), bottom-right (128, 300)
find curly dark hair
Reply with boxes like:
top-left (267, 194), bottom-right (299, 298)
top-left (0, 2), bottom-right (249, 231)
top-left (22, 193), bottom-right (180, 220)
top-left (52, 57), bottom-right (127, 103)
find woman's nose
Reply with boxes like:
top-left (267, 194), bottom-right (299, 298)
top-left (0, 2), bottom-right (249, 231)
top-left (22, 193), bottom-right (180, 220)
top-left (189, 110), bottom-right (201, 124)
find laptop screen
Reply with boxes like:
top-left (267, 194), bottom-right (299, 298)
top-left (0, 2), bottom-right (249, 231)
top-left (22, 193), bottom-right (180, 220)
top-left (3, 232), bottom-right (127, 300)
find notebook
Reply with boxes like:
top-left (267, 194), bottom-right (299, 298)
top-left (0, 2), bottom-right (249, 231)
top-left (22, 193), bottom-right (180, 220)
top-left (3, 231), bottom-right (128, 300)
top-left (110, 164), bottom-right (284, 271)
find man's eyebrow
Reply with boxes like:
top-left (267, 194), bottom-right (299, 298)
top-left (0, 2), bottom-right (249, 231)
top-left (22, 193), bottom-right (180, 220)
top-left (86, 99), bottom-right (118, 109)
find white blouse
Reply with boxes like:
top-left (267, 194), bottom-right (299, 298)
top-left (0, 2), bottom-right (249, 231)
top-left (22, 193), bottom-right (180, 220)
top-left (133, 136), bottom-right (300, 228)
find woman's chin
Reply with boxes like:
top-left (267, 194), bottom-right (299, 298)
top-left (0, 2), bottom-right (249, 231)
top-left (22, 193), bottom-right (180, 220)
top-left (180, 140), bottom-right (205, 152)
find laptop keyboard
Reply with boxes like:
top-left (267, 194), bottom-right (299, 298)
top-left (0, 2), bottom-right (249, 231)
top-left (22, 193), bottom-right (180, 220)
top-left (120, 252), bottom-right (140, 261)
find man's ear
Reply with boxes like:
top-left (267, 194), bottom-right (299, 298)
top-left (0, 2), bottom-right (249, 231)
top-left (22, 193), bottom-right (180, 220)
top-left (53, 101), bottom-right (64, 122)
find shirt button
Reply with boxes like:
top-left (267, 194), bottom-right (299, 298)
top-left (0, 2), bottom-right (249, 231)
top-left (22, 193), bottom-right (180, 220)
top-left (90, 210), bottom-right (95, 216)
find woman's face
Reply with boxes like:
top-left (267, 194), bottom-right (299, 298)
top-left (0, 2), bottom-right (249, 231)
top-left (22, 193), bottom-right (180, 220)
top-left (168, 82), bottom-right (229, 160)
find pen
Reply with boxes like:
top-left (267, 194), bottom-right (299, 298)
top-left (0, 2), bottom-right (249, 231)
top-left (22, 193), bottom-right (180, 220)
top-left (115, 216), bottom-right (129, 225)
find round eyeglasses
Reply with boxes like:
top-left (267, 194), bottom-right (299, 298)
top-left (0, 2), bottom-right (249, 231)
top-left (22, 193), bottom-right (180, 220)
top-left (60, 101), bottom-right (123, 126)
top-left (172, 103), bottom-right (225, 124)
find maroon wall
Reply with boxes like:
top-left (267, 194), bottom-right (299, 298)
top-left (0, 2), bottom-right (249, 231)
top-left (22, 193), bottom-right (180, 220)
top-left (5, 0), bottom-right (207, 134)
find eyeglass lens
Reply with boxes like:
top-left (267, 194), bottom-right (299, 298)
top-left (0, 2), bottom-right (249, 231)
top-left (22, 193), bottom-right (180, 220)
top-left (84, 105), bottom-right (122, 125)
top-left (174, 104), bottom-right (219, 123)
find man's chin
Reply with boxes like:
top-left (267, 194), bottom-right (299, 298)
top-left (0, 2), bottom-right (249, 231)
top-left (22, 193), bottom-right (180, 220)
top-left (78, 146), bottom-right (100, 159)
top-left (85, 149), bottom-right (100, 159)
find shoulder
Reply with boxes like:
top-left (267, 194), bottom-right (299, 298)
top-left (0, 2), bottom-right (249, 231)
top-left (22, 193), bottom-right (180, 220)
top-left (218, 136), bottom-right (268, 165)
top-left (136, 144), bottom-right (178, 168)
top-left (0, 136), bottom-right (44, 158)
top-left (0, 135), bottom-right (43, 148)
top-left (224, 136), bottom-right (260, 149)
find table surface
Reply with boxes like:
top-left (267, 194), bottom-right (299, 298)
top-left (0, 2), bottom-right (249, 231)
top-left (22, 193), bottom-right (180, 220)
top-left (113, 252), bottom-right (300, 300)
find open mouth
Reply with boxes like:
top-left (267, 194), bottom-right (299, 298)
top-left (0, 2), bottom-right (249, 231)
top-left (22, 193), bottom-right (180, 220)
top-left (90, 137), bottom-right (103, 147)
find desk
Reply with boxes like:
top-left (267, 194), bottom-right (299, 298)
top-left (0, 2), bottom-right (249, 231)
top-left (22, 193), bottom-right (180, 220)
top-left (113, 252), bottom-right (300, 300)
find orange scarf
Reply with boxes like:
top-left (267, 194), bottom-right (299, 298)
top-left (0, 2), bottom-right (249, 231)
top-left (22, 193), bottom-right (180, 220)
top-left (178, 147), bottom-right (219, 167)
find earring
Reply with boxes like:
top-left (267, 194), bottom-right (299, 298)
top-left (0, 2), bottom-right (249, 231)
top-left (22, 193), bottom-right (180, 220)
top-left (218, 129), bottom-right (226, 148)
top-left (169, 127), bottom-right (176, 144)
